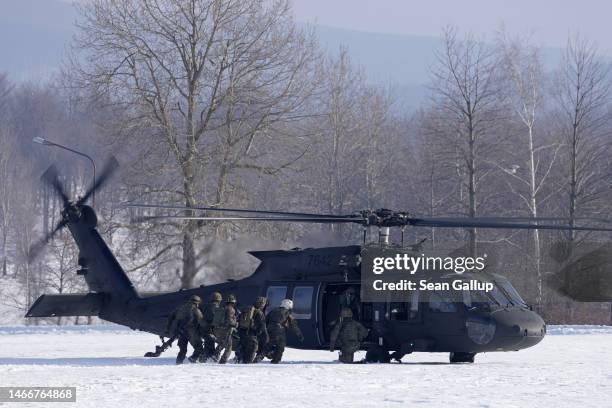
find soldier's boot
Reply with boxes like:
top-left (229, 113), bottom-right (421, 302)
top-left (188, 349), bottom-right (203, 363)
top-left (243, 349), bottom-right (256, 363)
top-left (270, 347), bottom-right (284, 364)
top-left (254, 353), bottom-right (265, 363)
top-left (176, 346), bottom-right (187, 364)
top-left (339, 350), bottom-right (354, 363)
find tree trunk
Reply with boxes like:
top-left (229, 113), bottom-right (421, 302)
top-left (527, 126), bottom-right (543, 307)
top-left (181, 158), bottom-right (198, 289)
top-left (181, 222), bottom-right (197, 289)
top-left (467, 119), bottom-right (477, 257)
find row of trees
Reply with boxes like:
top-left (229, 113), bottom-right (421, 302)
top-left (0, 0), bottom-right (611, 324)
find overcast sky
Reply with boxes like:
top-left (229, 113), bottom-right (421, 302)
top-left (292, 0), bottom-right (612, 55)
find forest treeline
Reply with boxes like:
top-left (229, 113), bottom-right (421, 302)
top-left (1, 0), bottom-right (611, 324)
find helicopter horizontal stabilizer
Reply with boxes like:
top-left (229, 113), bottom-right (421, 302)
top-left (26, 293), bottom-right (104, 318)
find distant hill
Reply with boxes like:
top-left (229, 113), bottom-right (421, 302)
top-left (0, 0), bottom-right (435, 106)
top-left (0, 0), bottom-right (570, 109)
top-left (312, 25), bottom-right (441, 86)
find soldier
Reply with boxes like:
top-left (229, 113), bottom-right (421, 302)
top-left (166, 294), bottom-right (205, 364)
top-left (339, 286), bottom-right (360, 321)
top-left (329, 307), bottom-right (369, 363)
top-left (262, 299), bottom-right (304, 364)
top-left (199, 291), bottom-right (222, 361)
top-left (237, 296), bottom-right (268, 363)
top-left (213, 294), bottom-right (238, 364)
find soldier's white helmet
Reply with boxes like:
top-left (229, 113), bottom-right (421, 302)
top-left (280, 299), bottom-right (293, 309)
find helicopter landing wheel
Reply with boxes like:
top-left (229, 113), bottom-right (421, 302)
top-left (449, 352), bottom-right (476, 364)
top-left (365, 345), bottom-right (392, 363)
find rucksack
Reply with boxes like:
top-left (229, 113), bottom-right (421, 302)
top-left (238, 306), bottom-right (255, 330)
top-left (212, 306), bottom-right (227, 327)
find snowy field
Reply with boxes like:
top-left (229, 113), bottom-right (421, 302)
top-left (0, 325), bottom-right (611, 408)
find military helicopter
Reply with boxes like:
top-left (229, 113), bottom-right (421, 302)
top-left (26, 158), bottom-right (612, 363)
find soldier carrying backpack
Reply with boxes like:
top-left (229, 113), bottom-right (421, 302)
top-left (213, 294), bottom-right (238, 364)
top-left (199, 292), bottom-right (223, 362)
top-left (166, 295), bottom-right (205, 364)
top-left (238, 296), bottom-right (268, 363)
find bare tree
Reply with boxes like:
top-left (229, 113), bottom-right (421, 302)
top-left (0, 129), bottom-right (16, 276)
top-left (70, 0), bottom-right (319, 288)
top-left (497, 33), bottom-right (562, 307)
top-left (553, 36), bottom-right (612, 242)
top-left (428, 27), bottom-right (505, 255)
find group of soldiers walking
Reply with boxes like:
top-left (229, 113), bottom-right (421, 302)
top-left (166, 286), bottom-right (369, 365)
top-left (166, 292), bottom-right (304, 365)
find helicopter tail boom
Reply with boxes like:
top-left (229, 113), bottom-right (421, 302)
top-left (26, 293), bottom-right (104, 318)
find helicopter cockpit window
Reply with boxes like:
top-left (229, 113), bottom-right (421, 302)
top-left (488, 285), bottom-right (512, 307)
top-left (496, 280), bottom-right (527, 307)
top-left (266, 286), bottom-right (287, 312)
top-left (469, 289), bottom-right (497, 306)
top-left (292, 286), bottom-right (313, 319)
top-left (428, 291), bottom-right (458, 313)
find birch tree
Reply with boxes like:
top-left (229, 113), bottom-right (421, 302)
top-left (497, 35), bottom-right (561, 307)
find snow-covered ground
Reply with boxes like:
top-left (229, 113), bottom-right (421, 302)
top-left (0, 325), bottom-right (611, 408)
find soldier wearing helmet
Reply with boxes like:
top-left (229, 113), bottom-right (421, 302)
top-left (238, 296), bottom-right (269, 363)
top-left (166, 294), bottom-right (204, 364)
top-left (260, 298), bottom-right (304, 364)
top-left (199, 291), bottom-right (223, 361)
top-left (339, 286), bottom-right (361, 321)
top-left (212, 294), bottom-right (238, 364)
top-left (329, 307), bottom-right (369, 363)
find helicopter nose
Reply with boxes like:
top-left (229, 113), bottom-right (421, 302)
top-left (491, 308), bottom-right (546, 350)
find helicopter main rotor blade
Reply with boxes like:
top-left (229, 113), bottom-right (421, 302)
top-left (41, 165), bottom-right (70, 208)
top-left (28, 219), bottom-right (67, 262)
top-left (426, 216), bottom-right (612, 225)
top-left (122, 203), bottom-right (354, 219)
top-left (407, 217), bottom-right (612, 232)
top-left (133, 215), bottom-right (363, 223)
top-left (127, 203), bottom-right (612, 232)
top-left (77, 156), bottom-right (119, 206)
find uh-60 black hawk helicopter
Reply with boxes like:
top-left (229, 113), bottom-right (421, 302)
top-left (26, 158), bottom-right (612, 363)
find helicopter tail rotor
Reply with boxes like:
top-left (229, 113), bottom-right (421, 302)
top-left (29, 156), bottom-right (119, 262)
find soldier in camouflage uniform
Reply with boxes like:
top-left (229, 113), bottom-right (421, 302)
top-left (166, 295), bottom-right (205, 364)
top-left (339, 286), bottom-right (360, 321)
top-left (213, 294), bottom-right (238, 364)
top-left (238, 296), bottom-right (268, 363)
top-left (199, 291), bottom-right (222, 361)
top-left (262, 299), bottom-right (304, 364)
top-left (329, 307), bottom-right (369, 363)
